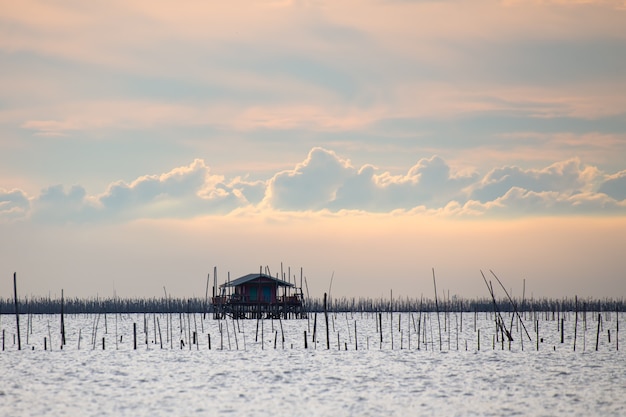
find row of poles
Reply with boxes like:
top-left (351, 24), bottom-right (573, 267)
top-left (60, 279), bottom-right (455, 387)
top-left (2, 303), bottom-right (620, 353)
top-left (5, 272), bottom-right (621, 352)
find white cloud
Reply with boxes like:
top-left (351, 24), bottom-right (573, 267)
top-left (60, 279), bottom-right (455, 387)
top-left (94, 159), bottom-right (250, 220)
top-left (31, 184), bottom-right (93, 223)
top-left (468, 158), bottom-right (598, 202)
top-left (330, 155), bottom-right (478, 211)
top-left (1, 148), bottom-right (625, 223)
top-left (264, 147), bottom-right (355, 210)
top-left (598, 170), bottom-right (626, 201)
top-left (0, 188), bottom-right (30, 219)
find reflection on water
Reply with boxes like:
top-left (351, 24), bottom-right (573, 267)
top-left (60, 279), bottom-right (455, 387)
top-left (0, 313), bottom-right (624, 416)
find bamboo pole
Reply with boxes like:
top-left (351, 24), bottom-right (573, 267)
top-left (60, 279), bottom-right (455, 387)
top-left (13, 273), bottom-right (21, 351)
top-left (379, 313), bottom-right (383, 349)
top-left (324, 293), bottom-right (330, 350)
top-left (204, 273), bottom-right (210, 319)
top-left (536, 320), bottom-right (539, 351)
top-left (157, 317), bottom-right (163, 349)
top-left (60, 289), bottom-right (66, 346)
top-left (432, 268), bottom-right (442, 351)
top-left (417, 297), bottom-right (422, 350)
top-left (574, 296), bottom-right (578, 351)
top-left (596, 313), bottom-right (601, 351)
top-left (232, 318), bottom-right (239, 350)
top-left (490, 270), bottom-right (531, 342)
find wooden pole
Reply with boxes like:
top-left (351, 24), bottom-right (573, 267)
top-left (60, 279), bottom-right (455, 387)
top-left (157, 317), bottom-right (163, 349)
top-left (417, 297), bottom-right (422, 350)
top-left (61, 289), bottom-right (66, 346)
top-left (595, 313), bottom-right (601, 351)
top-left (490, 270), bottom-right (531, 342)
top-left (204, 273), bottom-right (210, 319)
top-left (379, 313), bottom-right (383, 349)
top-left (574, 296), bottom-right (578, 351)
top-left (432, 268), bottom-right (442, 350)
top-left (390, 289), bottom-right (394, 350)
top-left (536, 320), bottom-right (539, 351)
top-left (133, 322), bottom-right (137, 350)
top-left (13, 272), bottom-right (21, 351)
top-left (324, 293), bottom-right (330, 350)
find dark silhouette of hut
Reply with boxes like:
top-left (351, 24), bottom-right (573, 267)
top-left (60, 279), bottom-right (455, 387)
top-left (212, 272), bottom-right (305, 319)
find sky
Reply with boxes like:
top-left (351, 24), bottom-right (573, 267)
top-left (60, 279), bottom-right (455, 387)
top-left (1, 0), bottom-right (626, 301)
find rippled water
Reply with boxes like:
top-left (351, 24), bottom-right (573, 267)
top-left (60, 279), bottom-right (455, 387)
top-left (1, 312), bottom-right (624, 416)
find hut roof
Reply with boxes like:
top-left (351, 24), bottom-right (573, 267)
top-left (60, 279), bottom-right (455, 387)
top-left (220, 273), bottom-right (295, 288)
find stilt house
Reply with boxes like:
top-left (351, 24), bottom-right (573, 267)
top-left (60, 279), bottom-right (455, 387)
top-left (212, 272), bottom-right (305, 319)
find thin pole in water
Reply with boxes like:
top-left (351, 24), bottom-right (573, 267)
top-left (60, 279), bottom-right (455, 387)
top-left (615, 306), bottom-right (619, 350)
top-left (379, 313), bottom-right (383, 349)
top-left (574, 296), bottom-right (578, 351)
top-left (324, 293), bottom-right (330, 350)
top-left (432, 268), bottom-right (442, 351)
top-left (60, 289), bottom-right (66, 346)
top-left (596, 313), bottom-right (601, 351)
top-left (13, 272), bottom-right (21, 351)
top-left (536, 320), bottom-right (539, 351)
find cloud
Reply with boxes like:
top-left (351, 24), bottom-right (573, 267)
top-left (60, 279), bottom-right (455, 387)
top-left (264, 147), bottom-right (355, 210)
top-left (463, 186), bottom-right (626, 216)
top-left (2, 148), bottom-right (625, 223)
top-left (95, 159), bottom-right (249, 220)
top-left (598, 170), bottom-right (626, 201)
top-left (330, 155), bottom-right (478, 211)
top-left (0, 188), bottom-right (30, 219)
top-left (16, 159), bottom-right (259, 223)
top-left (31, 184), bottom-right (93, 222)
top-left (21, 120), bottom-right (79, 137)
top-left (468, 158), bottom-right (597, 202)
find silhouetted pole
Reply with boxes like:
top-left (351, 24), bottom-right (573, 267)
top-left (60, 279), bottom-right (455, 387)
top-left (432, 268), bottom-right (442, 351)
top-left (13, 272), bottom-right (21, 351)
top-left (324, 293), bottom-right (330, 350)
top-left (61, 289), bottom-right (66, 346)
top-left (595, 313), bottom-right (601, 351)
top-left (573, 296), bottom-right (578, 351)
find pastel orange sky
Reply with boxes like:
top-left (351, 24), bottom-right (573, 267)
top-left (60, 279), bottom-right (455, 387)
top-left (1, 0), bottom-right (625, 299)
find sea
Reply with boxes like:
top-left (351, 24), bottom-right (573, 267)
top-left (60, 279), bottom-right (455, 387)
top-left (0, 312), bottom-right (624, 416)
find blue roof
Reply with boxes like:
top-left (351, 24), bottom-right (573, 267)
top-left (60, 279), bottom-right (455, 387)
top-left (220, 273), bottom-right (295, 288)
